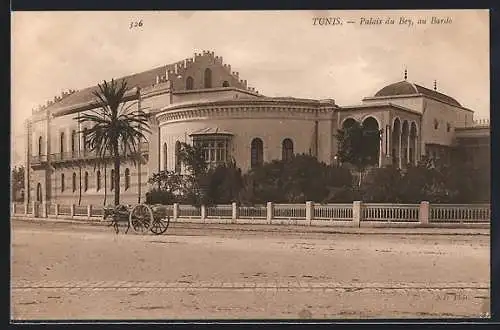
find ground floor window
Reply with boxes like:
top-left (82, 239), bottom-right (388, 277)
top-left (192, 135), bottom-right (232, 167)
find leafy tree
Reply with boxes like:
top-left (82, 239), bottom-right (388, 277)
top-left (361, 166), bottom-right (402, 203)
top-left (242, 154), bottom-right (353, 204)
top-left (77, 79), bottom-right (150, 205)
top-left (146, 170), bottom-right (188, 205)
top-left (177, 142), bottom-right (209, 206)
top-left (205, 161), bottom-right (244, 205)
top-left (11, 166), bottom-right (25, 202)
top-left (335, 121), bottom-right (381, 187)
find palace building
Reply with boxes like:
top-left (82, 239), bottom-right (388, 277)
top-left (24, 51), bottom-right (490, 205)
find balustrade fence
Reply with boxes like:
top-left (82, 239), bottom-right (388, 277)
top-left (11, 201), bottom-right (491, 227)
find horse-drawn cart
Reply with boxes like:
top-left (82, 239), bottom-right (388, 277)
top-left (103, 204), bottom-right (171, 235)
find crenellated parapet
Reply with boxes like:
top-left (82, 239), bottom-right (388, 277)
top-left (33, 89), bottom-right (78, 113)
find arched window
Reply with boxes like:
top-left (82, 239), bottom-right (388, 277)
top-left (110, 169), bottom-right (114, 191)
top-left (250, 138), bottom-right (264, 168)
top-left (222, 81), bottom-right (230, 87)
top-left (83, 128), bottom-right (88, 152)
top-left (163, 143), bottom-right (168, 170)
top-left (38, 136), bottom-right (43, 156)
top-left (61, 173), bottom-right (65, 192)
top-left (186, 76), bottom-right (194, 90)
top-left (434, 119), bottom-right (439, 130)
top-left (282, 138), bottom-right (294, 161)
top-left (72, 172), bottom-right (77, 192)
top-left (60, 132), bottom-right (65, 153)
top-left (84, 172), bottom-right (89, 192)
top-left (204, 68), bottom-right (212, 88)
top-left (125, 168), bottom-right (130, 191)
top-left (37, 183), bottom-right (42, 202)
top-left (96, 170), bottom-right (101, 191)
top-left (71, 130), bottom-right (77, 153)
top-left (175, 141), bottom-right (181, 173)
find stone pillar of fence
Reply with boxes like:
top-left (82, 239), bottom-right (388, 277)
top-left (201, 205), bottom-right (206, 222)
top-left (24, 202), bottom-right (28, 215)
top-left (353, 201), bottom-right (362, 228)
top-left (55, 204), bottom-right (59, 217)
top-left (87, 205), bottom-right (92, 219)
top-left (32, 201), bottom-right (38, 218)
top-left (232, 202), bottom-right (238, 224)
top-left (419, 201), bottom-right (430, 226)
top-left (266, 202), bottom-right (274, 224)
top-left (306, 201), bottom-right (314, 226)
top-left (173, 203), bottom-right (179, 221)
top-left (70, 204), bottom-right (75, 218)
top-left (42, 201), bottom-right (47, 218)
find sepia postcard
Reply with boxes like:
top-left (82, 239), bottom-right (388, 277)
top-left (10, 10), bottom-right (490, 321)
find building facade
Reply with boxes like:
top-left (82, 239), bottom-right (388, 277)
top-left (23, 50), bottom-right (490, 205)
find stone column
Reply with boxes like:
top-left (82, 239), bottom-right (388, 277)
top-left (173, 203), bottom-right (179, 221)
top-left (419, 201), bottom-right (430, 226)
top-left (414, 134), bottom-right (419, 165)
top-left (266, 202), bottom-right (274, 224)
top-left (42, 201), bottom-right (47, 218)
top-left (407, 134), bottom-right (411, 166)
top-left (200, 205), bottom-right (206, 222)
top-left (352, 201), bottom-right (362, 228)
top-left (398, 132), bottom-right (402, 168)
top-left (231, 202), bottom-right (238, 224)
top-left (305, 201), bottom-right (314, 226)
top-left (378, 136), bottom-right (383, 168)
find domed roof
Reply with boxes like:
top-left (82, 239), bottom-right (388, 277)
top-left (374, 80), bottom-right (461, 107)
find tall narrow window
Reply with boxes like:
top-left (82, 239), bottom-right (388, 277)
top-left (110, 170), bottom-right (114, 191)
top-left (84, 172), bottom-right (89, 192)
top-left (204, 68), bottom-right (212, 88)
top-left (83, 128), bottom-right (88, 152)
top-left (282, 138), bottom-right (294, 161)
top-left (38, 136), bottom-right (43, 156)
top-left (37, 183), bottom-right (42, 202)
top-left (71, 130), bottom-right (76, 154)
top-left (60, 132), bottom-right (65, 153)
top-left (72, 172), bottom-right (77, 192)
top-left (163, 143), bottom-right (168, 170)
top-left (186, 76), bottom-right (194, 90)
top-left (96, 170), bottom-right (101, 191)
top-left (175, 141), bottom-right (181, 173)
top-left (125, 168), bottom-right (130, 191)
top-left (61, 173), bottom-right (65, 192)
top-left (251, 138), bottom-right (264, 168)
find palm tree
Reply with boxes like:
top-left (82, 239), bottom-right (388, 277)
top-left (77, 79), bottom-right (151, 205)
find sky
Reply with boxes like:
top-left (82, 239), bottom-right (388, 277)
top-left (11, 10), bottom-right (490, 166)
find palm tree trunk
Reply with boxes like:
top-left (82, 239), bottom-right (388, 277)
top-left (103, 161), bottom-right (107, 206)
top-left (113, 144), bottom-right (120, 206)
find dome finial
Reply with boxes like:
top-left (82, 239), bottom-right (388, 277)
top-left (404, 67), bottom-right (408, 81)
top-left (433, 80), bottom-right (437, 91)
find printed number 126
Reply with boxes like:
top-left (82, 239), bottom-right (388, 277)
top-left (130, 20), bottom-right (143, 29)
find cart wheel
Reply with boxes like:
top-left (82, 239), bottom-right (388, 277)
top-left (129, 204), bottom-right (153, 234)
top-left (151, 215), bottom-right (170, 235)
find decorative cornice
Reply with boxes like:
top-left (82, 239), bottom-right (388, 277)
top-left (156, 102), bottom-right (335, 125)
top-left (340, 102), bottom-right (422, 116)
